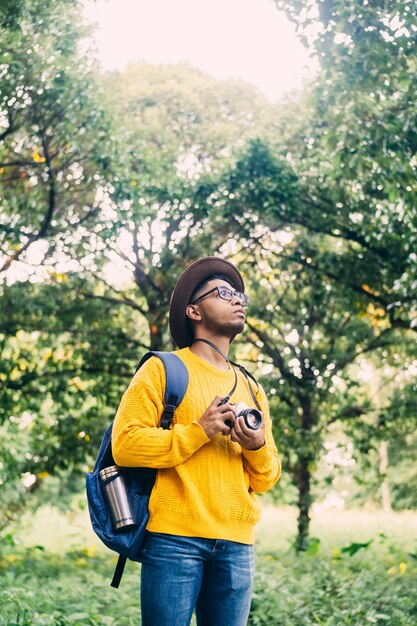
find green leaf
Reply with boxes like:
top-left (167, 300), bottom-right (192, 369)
top-left (340, 540), bottom-right (373, 556)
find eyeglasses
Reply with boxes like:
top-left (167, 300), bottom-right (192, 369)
top-left (190, 286), bottom-right (249, 308)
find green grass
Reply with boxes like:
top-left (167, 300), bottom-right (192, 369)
top-left (1, 504), bottom-right (416, 625)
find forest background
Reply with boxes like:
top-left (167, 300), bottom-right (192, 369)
top-left (0, 0), bottom-right (416, 624)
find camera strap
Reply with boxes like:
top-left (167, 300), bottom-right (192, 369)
top-left (236, 365), bottom-right (262, 412)
top-left (193, 338), bottom-right (238, 402)
top-left (193, 339), bottom-right (261, 410)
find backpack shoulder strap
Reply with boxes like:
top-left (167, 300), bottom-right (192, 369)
top-left (111, 556), bottom-right (127, 589)
top-left (135, 351), bottom-right (189, 429)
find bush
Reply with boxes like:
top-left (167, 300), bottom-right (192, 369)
top-left (0, 506), bottom-right (416, 626)
top-left (249, 551), bottom-right (417, 626)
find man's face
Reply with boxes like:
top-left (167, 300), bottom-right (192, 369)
top-left (186, 278), bottom-right (247, 339)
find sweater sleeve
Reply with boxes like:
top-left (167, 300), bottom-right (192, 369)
top-left (241, 386), bottom-right (281, 493)
top-left (112, 357), bottom-right (210, 468)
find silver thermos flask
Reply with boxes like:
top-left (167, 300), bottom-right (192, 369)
top-left (99, 465), bottom-right (135, 530)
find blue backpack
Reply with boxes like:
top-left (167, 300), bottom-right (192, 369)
top-left (86, 351), bottom-right (189, 588)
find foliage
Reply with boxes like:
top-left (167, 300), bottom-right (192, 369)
top-left (102, 61), bottom-right (277, 187)
top-left (0, 506), bottom-right (416, 625)
top-left (231, 219), bottom-right (400, 547)
top-left (274, 0), bottom-right (417, 328)
top-left (249, 552), bottom-right (417, 626)
top-left (215, 136), bottom-right (416, 545)
top-left (0, 0), bottom-right (114, 276)
top-left (0, 45), bottom-right (284, 530)
top-left (0, 277), bottom-right (151, 527)
top-left (0, 549), bottom-right (140, 626)
top-left (347, 429), bottom-right (417, 512)
top-left (1, 0), bottom-right (417, 552)
top-left (216, 0), bottom-right (417, 545)
top-left (87, 63), bottom-right (281, 350)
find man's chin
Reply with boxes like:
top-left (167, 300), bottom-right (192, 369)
top-left (229, 320), bottom-right (245, 338)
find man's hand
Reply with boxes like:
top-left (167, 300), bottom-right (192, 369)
top-left (198, 396), bottom-right (236, 439)
top-left (230, 414), bottom-right (266, 450)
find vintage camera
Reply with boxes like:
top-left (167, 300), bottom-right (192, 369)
top-left (234, 402), bottom-right (263, 430)
top-left (221, 397), bottom-right (263, 431)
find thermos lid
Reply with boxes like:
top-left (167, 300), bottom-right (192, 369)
top-left (99, 465), bottom-right (120, 480)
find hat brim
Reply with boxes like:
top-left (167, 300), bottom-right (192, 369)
top-left (169, 257), bottom-right (245, 348)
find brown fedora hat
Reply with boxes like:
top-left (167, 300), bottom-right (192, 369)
top-left (169, 257), bottom-right (245, 348)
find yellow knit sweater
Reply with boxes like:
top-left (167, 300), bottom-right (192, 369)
top-left (112, 348), bottom-right (281, 544)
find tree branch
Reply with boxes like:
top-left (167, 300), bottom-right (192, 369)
top-left (79, 290), bottom-right (147, 316)
top-left (246, 320), bottom-right (299, 386)
top-left (0, 133), bottom-right (57, 274)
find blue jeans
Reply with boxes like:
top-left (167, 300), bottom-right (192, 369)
top-left (140, 532), bottom-right (255, 626)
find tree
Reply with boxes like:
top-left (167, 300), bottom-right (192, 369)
top-left (219, 206), bottom-right (398, 549)
top-left (217, 0), bottom-right (417, 545)
top-left (0, 0), bottom-right (114, 276)
top-left (215, 124), bottom-right (417, 547)
top-left (273, 0), bottom-right (417, 328)
top-left (0, 0), bottom-right (115, 526)
top-left (84, 62), bottom-right (280, 350)
top-left (0, 56), bottom-right (281, 527)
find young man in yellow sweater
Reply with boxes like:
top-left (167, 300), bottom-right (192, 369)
top-left (112, 256), bottom-right (280, 626)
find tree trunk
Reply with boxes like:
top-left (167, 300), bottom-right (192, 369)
top-left (148, 312), bottom-right (166, 351)
top-left (369, 363), bottom-right (392, 512)
top-left (295, 395), bottom-right (315, 551)
top-left (379, 440), bottom-right (392, 513)
top-left (295, 457), bottom-right (312, 551)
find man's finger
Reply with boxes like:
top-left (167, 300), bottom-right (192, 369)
top-left (231, 415), bottom-right (241, 434)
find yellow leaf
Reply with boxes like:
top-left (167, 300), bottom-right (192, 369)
top-left (86, 545), bottom-right (96, 558)
top-left (362, 284), bottom-right (380, 296)
top-left (33, 152), bottom-right (46, 163)
top-left (43, 348), bottom-right (53, 361)
top-left (53, 273), bottom-right (68, 283)
top-left (71, 378), bottom-right (88, 391)
top-left (5, 555), bottom-right (17, 563)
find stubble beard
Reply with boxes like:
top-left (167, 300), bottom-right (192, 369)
top-left (206, 317), bottom-right (245, 341)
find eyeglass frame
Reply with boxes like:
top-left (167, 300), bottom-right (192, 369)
top-left (189, 285), bottom-right (249, 308)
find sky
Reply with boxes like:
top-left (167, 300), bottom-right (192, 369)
top-left (83, 0), bottom-right (317, 102)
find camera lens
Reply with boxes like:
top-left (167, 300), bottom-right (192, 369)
top-left (243, 409), bottom-right (262, 430)
top-left (234, 403), bottom-right (262, 430)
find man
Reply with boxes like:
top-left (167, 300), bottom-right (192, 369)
top-left (112, 256), bottom-right (280, 626)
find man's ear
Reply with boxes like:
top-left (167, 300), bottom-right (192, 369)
top-left (186, 304), bottom-right (201, 321)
